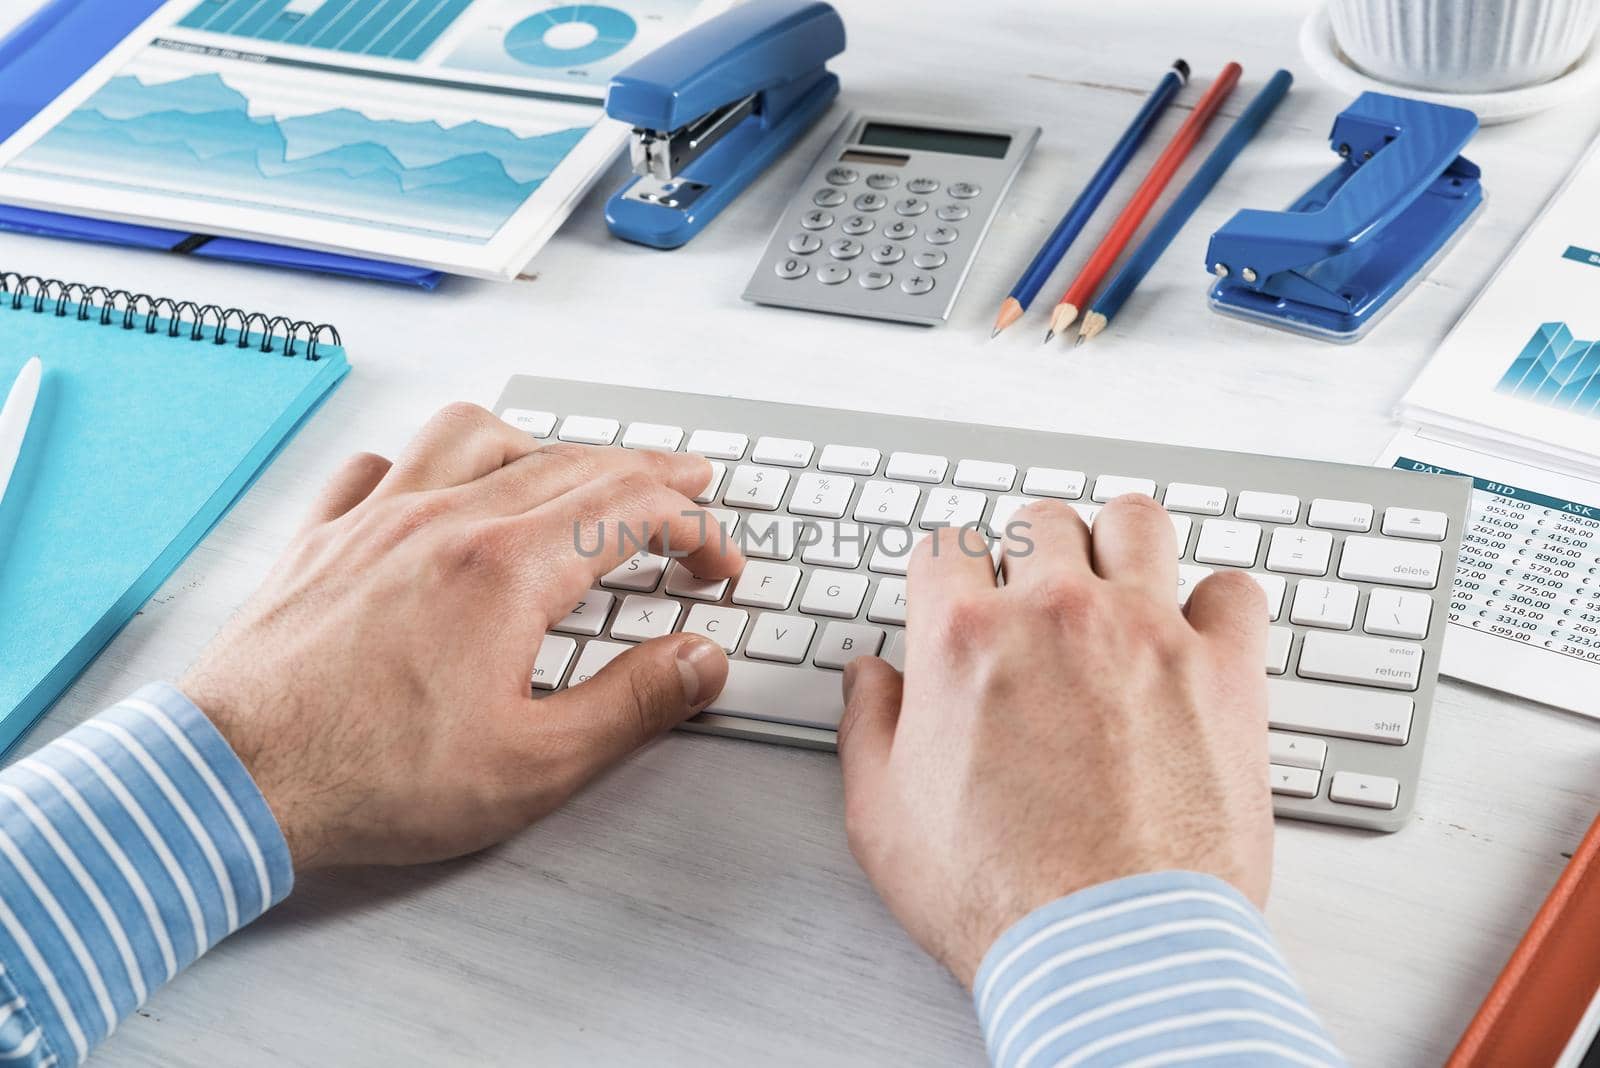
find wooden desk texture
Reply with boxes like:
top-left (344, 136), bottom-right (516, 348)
top-left (3, 1), bottom-right (1599, 1064)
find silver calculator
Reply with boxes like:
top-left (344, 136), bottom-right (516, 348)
top-left (742, 112), bottom-right (1040, 326)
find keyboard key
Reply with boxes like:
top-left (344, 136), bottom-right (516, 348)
top-left (869, 526), bottom-right (921, 575)
top-left (867, 578), bottom-right (908, 624)
top-left (1266, 678), bottom-right (1413, 744)
top-left (724, 465), bottom-right (791, 510)
top-left (707, 659), bottom-right (842, 729)
top-left (741, 514), bottom-right (802, 560)
top-left (1382, 507), bottom-right (1449, 541)
top-left (621, 422), bottom-right (684, 451)
top-left (1329, 771), bottom-right (1400, 810)
top-left (732, 560), bottom-right (802, 609)
top-left (1235, 491), bottom-right (1299, 523)
top-left (664, 561), bottom-right (729, 601)
top-left (1268, 732), bottom-right (1325, 769)
top-left (1250, 573), bottom-right (1287, 620)
top-left (601, 552), bottom-right (667, 592)
top-left (681, 605), bottom-right (749, 653)
top-left (1265, 528), bottom-right (1333, 575)
top-left (1289, 579), bottom-right (1358, 630)
top-left (987, 495), bottom-right (1030, 538)
top-left (1298, 632), bottom-right (1423, 691)
top-left (918, 488), bottom-right (986, 529)
top-left (705, 506), bottom-right (740, 540)
top-left (553, 590), bottom-right (615, 636)
top-left (886, 452), bottom-right (948, 483)
top-left (954, 460), bottom-right (1016, 491)
top-left (743, 613), bottom-right (817, 663)
top-left (1194, 519), bottom-right (1262, 567)
top-left (884, 631), bottom-right (907, 671)
top-left (531, 636), bottom-right (577, 690)
top-left (1364, 588), bottom-right (1433, 640)
top-left (1022, 467), bottom-right (1085, 499)
top-left (610, 595), bottom-right (681, 642)
top-left (1163, 482), bottom-right (1227, 515)
top-left (819, 444), bottom-right (881, 475)
top-left (854, 480), bottom-right (921, 525)
top-left (1072, 503), bottom-right (1100, 527)
top-left (799, 569), bottom-right (870, 618)
top-left (501, 408), bottom-right (557, 436)
top-left (569, 640), bottom-right (629, 686)
top-left (814, 622), bottom-right (885, 668)
top-left (686, 430), bottom-right (748, 459)
top-left (1169, 514), bottom-right (1193, 556)
top-left (1265, 626), bottom-right (1292, 674)
top-left (557, 415), bottom-right (620, 445)
top-left (1337, 536), bottom-right (1442, 589)
top-left (693, 462), bottom-right (726, 505)
top-left (1270, 765), bottom-right (1321, 799)
top-left (753, 436), bottom-right (814, 467)
top-left (1308, 498), bottom-right (1372, 532)
top-left (789, 472), bottom-right (856, 518)
top-left (800, 521), bottom-right (871, 569)
top-left (1091, 475), bottom-right (1156, 502)
top-left (1176, 564), bottom-right (1213, 606)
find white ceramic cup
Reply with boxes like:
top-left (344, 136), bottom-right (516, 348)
top-left (1328, 0), bottom-right (1600, 92)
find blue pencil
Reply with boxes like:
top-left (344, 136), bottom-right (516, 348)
top-left (991, 59), bottom-right (1189, 337)
top-left (1076, 68), bottom-right (1294, 345)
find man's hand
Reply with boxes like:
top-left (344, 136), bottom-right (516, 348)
top-left (837, 495), bottom-right (1271, 988)
top-left (181, 403), bottom-right (741, 870)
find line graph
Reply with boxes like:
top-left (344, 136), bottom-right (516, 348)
top-left (1496, 322), bottom-right (1600, 416)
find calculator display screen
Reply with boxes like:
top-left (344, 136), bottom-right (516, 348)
top-left (858, 122), bottom-right (1011, 159)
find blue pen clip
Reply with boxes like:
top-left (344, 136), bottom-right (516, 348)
top-left (1206, 93), bottom-right (1482, 342)
top-left (603, 0), bottom-right (845, 249)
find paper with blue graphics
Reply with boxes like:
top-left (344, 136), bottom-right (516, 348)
top-left (0, 0), bottom-right (726, 278)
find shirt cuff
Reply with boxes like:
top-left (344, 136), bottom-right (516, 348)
top-left (972, 871), bottom-right (1346, 1068)
top-left (0, 682), bottom-right (293, 1066)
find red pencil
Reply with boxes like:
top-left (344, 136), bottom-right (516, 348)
top-left (1045, 61), bottom-right (1243, 343)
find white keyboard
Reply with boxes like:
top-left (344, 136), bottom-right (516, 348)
top-left (495, 377), bottom-right (1470, 833)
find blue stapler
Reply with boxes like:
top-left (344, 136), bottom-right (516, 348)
top-left (603, 0), bottom-right (845, 249)
top-left (1207, 93), bottom-right (1482, 342)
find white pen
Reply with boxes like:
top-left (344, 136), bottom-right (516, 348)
top-left (0, 356), bottom-right (42, 509)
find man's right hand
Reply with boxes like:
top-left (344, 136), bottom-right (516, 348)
top-left (836, 495), bottom-right (1273, 988)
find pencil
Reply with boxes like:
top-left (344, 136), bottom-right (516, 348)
top-left (1077, 69), bottom-right (1293, 346)
top-left (991, 59), bottom-right (1189, 338)
top-left (1044, 61), bottom-right (1243, 344)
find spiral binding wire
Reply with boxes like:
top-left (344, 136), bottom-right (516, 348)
top-left (0, 271), bottom-right (341, 360)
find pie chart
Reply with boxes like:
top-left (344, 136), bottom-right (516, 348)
top-left (504, 5), bottom-right (638, 67)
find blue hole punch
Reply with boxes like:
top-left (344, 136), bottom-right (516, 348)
top-left (603, 0), bottom-right (846, 249)
top-left (1206, 93), bottom-right (1482, 343)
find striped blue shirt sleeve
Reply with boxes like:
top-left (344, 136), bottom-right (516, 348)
top-left (0, 683), bottom-right (293, 1067)
top-left (973, 871), bottom-right (1346, 1068)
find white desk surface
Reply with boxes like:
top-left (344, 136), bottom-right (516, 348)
top-left (4, 1), bottom-right (1600, 1064)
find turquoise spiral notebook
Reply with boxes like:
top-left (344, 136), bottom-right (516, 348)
top-left (0, 272), bottom-right (350, 755)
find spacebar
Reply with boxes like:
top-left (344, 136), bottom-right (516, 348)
top-left (708, 660), bottom-right (845, 731)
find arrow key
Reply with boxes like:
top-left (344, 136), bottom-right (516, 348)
top-left (1329, 771), bottom-right (1400, 810)
top-left (1269, 764), bottom-right (1321, 798)
top-left (1268, 731), bottom-right (1326, 769)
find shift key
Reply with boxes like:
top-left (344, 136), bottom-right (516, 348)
top-left (1266, 678), bottom-right (1413, 745)
top-left (1298, 632), bottom-right (1423, 691)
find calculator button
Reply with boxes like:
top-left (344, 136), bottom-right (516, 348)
top-left (817, 264), bottom-right (851, 285)
top-left (859, 270), bottom-right (894, 290)
top-left (907, 177), bottom-right (939, 194)
top-left (853, 192), bottom-right (887, 212)
top-left (936, 203), bottom-right (970, 221)
top-left (801, 210), bottom-right (834, 230)
top-left (885, 221), bottom-right (917, 240)
top-left (895, 197), bottom-right (928, 216)
top-left (948, 181), bottom-right (981, 199)
top-left (842, 216), bottom-right (875, 237)
top-left (787, 233), bottom-right (822, 254)
top-left (828, 238), bottom-right (863, 260)
top-left (901, 274), bottom-right (935, 295)
top-left (812, 188), bottom-right (846, 208)
top-left (927, 225), bottom-right (959, 245)
top-left (912, 250), bottom-right (947, 269)
top-left (826, 166), bottom-right (859, 185)
top-left (872, 243), bottom-right (905, 265)
top-left (774, 258), bottom-right (809, 279)
top-left (866, 172), bottom-right (900, 189)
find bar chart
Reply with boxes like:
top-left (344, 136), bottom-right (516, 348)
top-left (178, 0), bottom-right (473, 60)
top-left (1497, 322), bottom-right (1600, 417)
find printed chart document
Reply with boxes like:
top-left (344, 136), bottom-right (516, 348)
top-left (1383, 136), bottom-right (1600, 719)
top-left (0, 0), bottom-right (726, 279)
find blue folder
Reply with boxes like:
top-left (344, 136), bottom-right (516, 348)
top-left (0, 0), bottom-right (443, 289)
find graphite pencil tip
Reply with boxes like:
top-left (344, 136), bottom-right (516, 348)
top-left (1042, 330), bottom-right (1056, 345)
